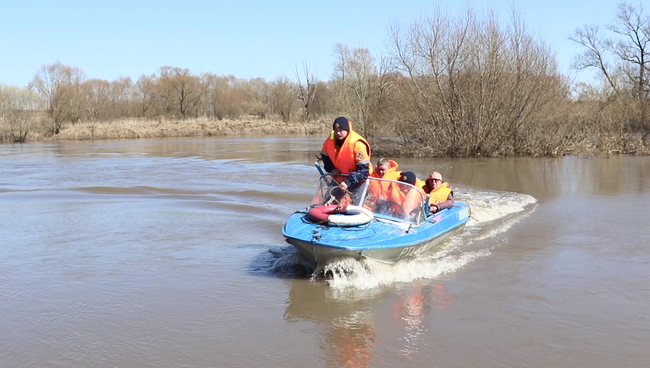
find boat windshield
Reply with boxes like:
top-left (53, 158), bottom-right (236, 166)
top-left (311, 175), bottom-right (426, 225)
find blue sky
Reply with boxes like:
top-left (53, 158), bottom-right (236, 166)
top-left (0, 0), bottom-right (623, 87)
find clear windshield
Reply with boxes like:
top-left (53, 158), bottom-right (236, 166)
top-left (311, 175), bottom-right (369, 207)
top-left (311, 175), bottom-right (426, 225)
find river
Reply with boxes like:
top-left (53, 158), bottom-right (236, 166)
top-left (1, 137), bottom-right (649, 367)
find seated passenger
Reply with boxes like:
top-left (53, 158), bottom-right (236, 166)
top-left (371, 158), bottom-right (400, 180)
top-left (383, 171), bottom-right (425, 218)
top-left (421, 171), bottom-right (454, 214)
top-left (398, 171), bottom-right (426, 216)
top-left (366, 158), bottom-right (400, 207)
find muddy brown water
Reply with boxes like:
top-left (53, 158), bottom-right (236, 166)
top-left (1, 137), bottom-right (649, 367)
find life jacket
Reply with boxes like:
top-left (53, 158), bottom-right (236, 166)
top-left (402, 188), bottom-right (423, 216)
top-left (384, 171), bottom-right (401, 180)
top-left (370, 159), bottom-right (399, 179)
top-left (322, 122), bottom-right (372, 183)
top-left (386, 182), bottom-right (424, 216)
top-left (428, 182), bottom-right (452, 205)
top-left (368, 160), bottom-right (400, 201)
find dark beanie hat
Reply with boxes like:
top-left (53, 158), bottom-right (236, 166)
top-left (333, 116), bottom-right (350, 131)
top-left (399, 171), bottom-right (417, 185)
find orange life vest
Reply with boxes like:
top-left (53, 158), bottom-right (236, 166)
top-left (368, 160), bottom-right (399, 200)
top-left (370, 159), bottom-right (399, 179)
top-left (428, 182), bottom-right (452, 205)
top-left (386, 183), bottom-right (424, 216)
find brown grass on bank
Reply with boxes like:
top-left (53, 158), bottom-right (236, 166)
top-left (4, 114), bottom-right (648, 157)
top-left (51, 117), bottom-right (331, 141)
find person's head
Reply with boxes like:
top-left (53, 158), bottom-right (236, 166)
top-left (427, 171), bottom-right (443, 189)
top-left (399, 171), bottom-right (417, 192)
top-left (375, 158), bottom-right (391, 178)
top-left (333, 117), bottom-right (350, 140)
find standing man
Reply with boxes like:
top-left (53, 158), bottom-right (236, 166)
top-left (321, 116), bottom-right (372, 192)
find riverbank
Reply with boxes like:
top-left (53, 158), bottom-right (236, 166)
top-left (4, 117), bottom-right (648, 157)
top-left (48, 118), bottom-right (331, 141)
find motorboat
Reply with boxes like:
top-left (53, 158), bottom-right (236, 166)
top-left (282, 174), bottom-right (470, 267)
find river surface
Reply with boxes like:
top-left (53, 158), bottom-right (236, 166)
top-left (1, 137), bottom-right (649, 368)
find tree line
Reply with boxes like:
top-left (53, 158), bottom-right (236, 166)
top-left (1, 2), bottom-right (648, 156)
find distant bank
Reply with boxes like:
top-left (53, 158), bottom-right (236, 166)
top-left (45, 118), bottom-right (331, 141)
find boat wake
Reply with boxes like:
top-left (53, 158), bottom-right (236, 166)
top-left (271, 187), bottom-right (537, 289)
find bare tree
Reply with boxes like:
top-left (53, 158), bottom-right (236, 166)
top-left (295, 62), bottom-right (319, 121)
top-left (569, 24), bottom-right (620, 94)
top-left (81, 79), bottom-right (111, 123)
top-left (246, 77), bottom-right (272, 119)
top-left (570, 2), bottom-right (650, 138)
top-left (202, 74), bottom-right (248, 120)
top-left (109, 77), bottom-right (135, 119)
top-left (0, 85), bottom-right (40, 142)
top-left (331, 44), bottom-right (385, 137)
top-left (609, 3), bottom-right (649, 100)
top-left (28, 62), bottom-right (86, 135)
top-left (135, 74), bottom-right (158, 118)
top-left (157, 66), bottom-right (201, 120)
top-left (269, 76), bottom-right (297, 122)
top-left (387, 4), bottom-right (566, 156)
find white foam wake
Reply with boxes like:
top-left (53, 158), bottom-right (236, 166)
top-left (318, 188), bottom-right (538, 290)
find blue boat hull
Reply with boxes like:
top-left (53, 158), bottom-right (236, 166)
top-left (283, 202), bottom-right (470, 266)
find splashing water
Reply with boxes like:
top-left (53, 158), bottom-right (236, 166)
top-left (272, 187), bottom-right (537, 289)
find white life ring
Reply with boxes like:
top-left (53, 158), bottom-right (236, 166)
top-left (327, 205), bottom-right (374, 227)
